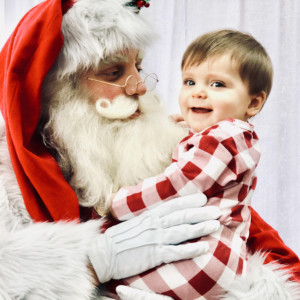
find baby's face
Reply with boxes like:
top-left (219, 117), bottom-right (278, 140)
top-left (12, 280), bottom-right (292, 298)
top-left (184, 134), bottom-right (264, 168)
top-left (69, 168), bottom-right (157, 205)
top-left (179, 54), bottom-right (252, 132)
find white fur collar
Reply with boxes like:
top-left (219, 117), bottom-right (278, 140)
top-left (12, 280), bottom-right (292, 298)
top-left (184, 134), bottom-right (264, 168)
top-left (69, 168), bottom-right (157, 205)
top-left (224, 252), bottom-right (300, 299)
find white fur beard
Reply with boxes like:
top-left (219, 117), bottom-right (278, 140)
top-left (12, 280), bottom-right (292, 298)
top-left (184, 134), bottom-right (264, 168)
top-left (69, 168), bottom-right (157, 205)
top-left (42, 89), bottom-right (187, 215)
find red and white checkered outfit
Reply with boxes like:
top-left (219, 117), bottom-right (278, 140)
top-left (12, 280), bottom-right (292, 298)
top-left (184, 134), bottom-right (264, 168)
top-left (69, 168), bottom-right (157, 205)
top-left (109, 118), bottom-right (261, 299)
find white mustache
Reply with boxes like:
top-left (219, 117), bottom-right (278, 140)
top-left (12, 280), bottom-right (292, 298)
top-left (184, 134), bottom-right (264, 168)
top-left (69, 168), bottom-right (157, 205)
top-left (95, 96), bottom-right (139, 119)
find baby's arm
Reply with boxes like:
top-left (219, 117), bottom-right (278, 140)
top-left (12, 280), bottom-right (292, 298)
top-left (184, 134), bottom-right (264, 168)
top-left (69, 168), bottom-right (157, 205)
top-left (111, 123), bottom-right (257, 222)
top-left (111, 120), bottom-right (260, 222)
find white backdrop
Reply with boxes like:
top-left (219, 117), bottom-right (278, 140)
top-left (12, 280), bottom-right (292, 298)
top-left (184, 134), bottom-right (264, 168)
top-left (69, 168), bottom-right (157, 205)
top-left (1, 0), bottom-right (299, 256)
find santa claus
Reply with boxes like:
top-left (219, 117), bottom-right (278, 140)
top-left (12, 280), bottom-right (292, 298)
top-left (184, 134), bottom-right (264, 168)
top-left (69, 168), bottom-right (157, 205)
top-left (0, 0), bottom-right (299, 299)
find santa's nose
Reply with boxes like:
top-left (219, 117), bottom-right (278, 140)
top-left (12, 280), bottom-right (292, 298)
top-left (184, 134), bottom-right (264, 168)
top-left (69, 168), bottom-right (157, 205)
top-left (135, 80), bottom-right (147, 96)
top-left (125, 71), bottom-right (147, 96)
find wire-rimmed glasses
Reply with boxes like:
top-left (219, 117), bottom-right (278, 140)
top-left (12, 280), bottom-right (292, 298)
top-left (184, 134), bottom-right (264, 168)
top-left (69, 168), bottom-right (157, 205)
top-left (87, 71), bottom-right (159, 95)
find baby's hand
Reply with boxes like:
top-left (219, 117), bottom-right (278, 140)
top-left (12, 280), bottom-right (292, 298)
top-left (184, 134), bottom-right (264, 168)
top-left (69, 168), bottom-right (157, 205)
top-left (169, 114), bottom-right (189, 128)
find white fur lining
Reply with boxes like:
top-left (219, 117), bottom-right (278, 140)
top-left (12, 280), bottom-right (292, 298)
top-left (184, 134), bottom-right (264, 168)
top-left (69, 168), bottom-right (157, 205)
top-left (223, 252), bottom-right (300, 300)
top-left (0, 115), bottom-right (32, 231)
top-left (0, 220), bottom-right (102, 300)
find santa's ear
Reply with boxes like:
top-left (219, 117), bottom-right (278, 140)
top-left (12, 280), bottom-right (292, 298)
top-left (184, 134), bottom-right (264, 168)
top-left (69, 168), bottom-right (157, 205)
top-left (246, 91), bottom-right (266, 117)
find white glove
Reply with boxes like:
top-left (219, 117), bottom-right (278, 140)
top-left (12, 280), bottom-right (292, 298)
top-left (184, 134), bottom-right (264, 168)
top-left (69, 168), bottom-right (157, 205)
top-left (88, 193), bottom-right (221, 283)
top-left (116, 285), bottom-right (173, 300)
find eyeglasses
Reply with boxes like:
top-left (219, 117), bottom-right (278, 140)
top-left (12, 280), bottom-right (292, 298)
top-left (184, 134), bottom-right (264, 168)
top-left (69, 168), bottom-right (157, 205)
top-left (87, 71), bottom-right (159, 95)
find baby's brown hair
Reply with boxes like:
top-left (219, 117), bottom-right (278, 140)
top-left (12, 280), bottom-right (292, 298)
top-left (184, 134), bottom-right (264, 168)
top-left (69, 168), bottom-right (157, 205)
top-left (181, 29), bottom-right (273, 98)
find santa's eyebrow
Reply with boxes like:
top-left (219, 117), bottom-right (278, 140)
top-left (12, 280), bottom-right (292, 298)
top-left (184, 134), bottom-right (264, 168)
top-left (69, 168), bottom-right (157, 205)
top-left (99, 54), bottom-right (129, 66)
top-left (96, 50), bottom-right (144, 71)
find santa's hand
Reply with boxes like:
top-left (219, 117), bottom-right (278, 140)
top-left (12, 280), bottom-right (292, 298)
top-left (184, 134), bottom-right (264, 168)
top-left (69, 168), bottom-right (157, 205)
top-left (116, 285), bottom-right (173, 300)
top-left (88, 194), bottom-right (221, 283)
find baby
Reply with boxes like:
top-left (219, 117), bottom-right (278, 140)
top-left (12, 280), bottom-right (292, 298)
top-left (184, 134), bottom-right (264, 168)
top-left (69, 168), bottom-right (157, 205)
top-left (107, 29), bottom-right (273, 299)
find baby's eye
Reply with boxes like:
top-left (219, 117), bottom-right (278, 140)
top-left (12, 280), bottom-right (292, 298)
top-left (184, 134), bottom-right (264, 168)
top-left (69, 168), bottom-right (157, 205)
top-left (211, 81), bottom-right (225, 88)
top-left (184, 79), bottom-right (195, 86)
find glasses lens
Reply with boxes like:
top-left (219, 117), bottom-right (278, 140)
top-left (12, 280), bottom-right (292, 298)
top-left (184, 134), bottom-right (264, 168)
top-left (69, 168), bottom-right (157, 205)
top-left (125, 75), bottom-right (138, 95)
top-left (143, 73), bottom-right (158, 91)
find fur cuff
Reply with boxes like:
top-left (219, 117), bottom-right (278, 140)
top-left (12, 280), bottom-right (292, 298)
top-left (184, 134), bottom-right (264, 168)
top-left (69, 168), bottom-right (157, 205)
top-left (0, 220), bottom-right (102, 300)
top-left (223, 252), bottom-right (300, 300)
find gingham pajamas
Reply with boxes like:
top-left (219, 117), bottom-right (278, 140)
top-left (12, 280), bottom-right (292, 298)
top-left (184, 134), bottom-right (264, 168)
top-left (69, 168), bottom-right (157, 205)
top-left (110, 118), bottom-right (261, 299)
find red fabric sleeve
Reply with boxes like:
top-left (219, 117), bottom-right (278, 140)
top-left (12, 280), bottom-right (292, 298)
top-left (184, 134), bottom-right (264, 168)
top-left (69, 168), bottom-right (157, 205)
top-left (0, 0), bottom-right (80, 222)
top-left (248, 207), bottom-right (300, 281)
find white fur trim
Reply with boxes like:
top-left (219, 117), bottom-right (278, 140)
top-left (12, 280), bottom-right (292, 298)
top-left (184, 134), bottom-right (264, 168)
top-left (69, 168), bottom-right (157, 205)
top-left (0, 220), bottom-right (102, 300)
top-left (57, 0), bottom-right (154, 78)
top-left (0, 115), bottom-right (32, 231)
top-left (223, 252), bottom-right (300, 300)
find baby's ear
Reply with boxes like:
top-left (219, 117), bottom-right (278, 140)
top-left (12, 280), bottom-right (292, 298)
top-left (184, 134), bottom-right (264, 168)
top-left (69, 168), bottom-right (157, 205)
top-left (247, 91), bottom-right (266, 117)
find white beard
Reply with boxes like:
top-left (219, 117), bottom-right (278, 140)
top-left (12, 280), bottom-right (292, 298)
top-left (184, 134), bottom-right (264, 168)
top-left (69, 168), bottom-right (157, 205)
top-left (42, 84), bottom-right (187, 215)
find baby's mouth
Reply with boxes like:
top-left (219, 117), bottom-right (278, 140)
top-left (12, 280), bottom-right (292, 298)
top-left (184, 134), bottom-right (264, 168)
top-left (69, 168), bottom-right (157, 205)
top-left (191, 107), bottom-right (212, 113)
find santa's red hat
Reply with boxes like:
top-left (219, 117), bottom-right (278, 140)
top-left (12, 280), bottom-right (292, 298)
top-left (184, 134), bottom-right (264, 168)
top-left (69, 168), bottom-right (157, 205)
top-left (0, 0), bottom-right (153, 222)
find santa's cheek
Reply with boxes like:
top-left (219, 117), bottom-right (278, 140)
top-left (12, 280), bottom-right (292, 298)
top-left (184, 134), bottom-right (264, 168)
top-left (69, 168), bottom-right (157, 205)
top-left (89, 85), bottom-right (121, 103)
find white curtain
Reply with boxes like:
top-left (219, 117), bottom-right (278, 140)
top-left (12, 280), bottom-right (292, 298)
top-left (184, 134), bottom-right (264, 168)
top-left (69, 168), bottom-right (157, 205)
top-left (143, 0), bottom-right (300, 257)
top-left (1, 0), bottom-right (299, 256)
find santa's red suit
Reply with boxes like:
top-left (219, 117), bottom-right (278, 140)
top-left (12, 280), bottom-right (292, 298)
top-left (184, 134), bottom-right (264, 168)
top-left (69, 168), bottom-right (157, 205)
top-left (0, 0), bottom-right (299, 299)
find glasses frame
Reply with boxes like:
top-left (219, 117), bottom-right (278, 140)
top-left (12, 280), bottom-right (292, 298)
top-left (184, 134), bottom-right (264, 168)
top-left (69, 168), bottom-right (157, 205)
top-left (87, 71), bottom-right (159, 94)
